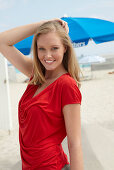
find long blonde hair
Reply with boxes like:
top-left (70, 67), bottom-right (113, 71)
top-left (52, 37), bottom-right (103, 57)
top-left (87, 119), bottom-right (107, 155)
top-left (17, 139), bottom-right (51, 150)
top-left (29, 20), bottom-right (81, 88)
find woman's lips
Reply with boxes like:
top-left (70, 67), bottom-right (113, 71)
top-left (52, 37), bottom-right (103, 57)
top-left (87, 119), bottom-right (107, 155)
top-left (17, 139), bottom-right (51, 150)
top-left (44, 60), bottom-right (56, 64)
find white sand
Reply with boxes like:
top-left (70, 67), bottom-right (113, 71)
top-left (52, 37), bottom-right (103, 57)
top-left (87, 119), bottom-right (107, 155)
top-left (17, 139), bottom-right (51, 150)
top-left (0, 69), bottom-right (114, 170)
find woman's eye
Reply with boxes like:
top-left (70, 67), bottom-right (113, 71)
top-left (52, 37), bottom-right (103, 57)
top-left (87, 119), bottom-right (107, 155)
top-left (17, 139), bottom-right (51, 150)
top-left (52, 47), bottom-right (59, 50)
top-left (39, 48), bottom-right (44, 50)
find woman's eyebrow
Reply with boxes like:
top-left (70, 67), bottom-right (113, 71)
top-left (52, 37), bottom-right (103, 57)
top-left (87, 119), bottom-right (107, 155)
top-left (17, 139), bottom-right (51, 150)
top-left (38, 45), bottom-right (60, 48)
top-left (38, 46), bottom-right (44, 48)
top-left (51, 45), bottom-right (60, 47)
top-left (37, 45), bottom-right (45, 48)
top-left (50, 44), bottom-right (61, 47)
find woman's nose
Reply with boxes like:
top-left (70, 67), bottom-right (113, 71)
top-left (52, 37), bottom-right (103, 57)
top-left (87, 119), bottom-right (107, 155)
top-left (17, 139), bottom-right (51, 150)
top-left (44, 51), bottom-right (52, 58)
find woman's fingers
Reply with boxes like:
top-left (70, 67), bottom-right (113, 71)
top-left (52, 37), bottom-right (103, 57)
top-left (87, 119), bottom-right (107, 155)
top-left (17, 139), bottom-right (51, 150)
top-left (62, 21), bottom-right (69, 34)
top-left (51, 18), bottom-right (69, 34)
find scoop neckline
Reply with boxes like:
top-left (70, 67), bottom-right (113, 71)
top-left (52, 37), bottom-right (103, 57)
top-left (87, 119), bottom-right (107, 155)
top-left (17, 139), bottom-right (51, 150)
top-left (31, 72), bottom-right (70, 100)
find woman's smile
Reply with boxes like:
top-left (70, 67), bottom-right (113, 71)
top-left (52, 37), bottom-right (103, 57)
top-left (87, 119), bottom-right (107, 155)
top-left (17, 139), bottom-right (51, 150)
top-left (44, 59), bottom-right (56, 64)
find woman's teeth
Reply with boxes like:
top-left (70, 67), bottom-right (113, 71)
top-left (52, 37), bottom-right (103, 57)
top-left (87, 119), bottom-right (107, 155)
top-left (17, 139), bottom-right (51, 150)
top-left (45, 60), bottom-right (55, 63)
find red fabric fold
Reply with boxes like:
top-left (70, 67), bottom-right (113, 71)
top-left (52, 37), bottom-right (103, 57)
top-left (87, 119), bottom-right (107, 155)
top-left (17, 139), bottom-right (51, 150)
top-left (18, 73), bottom-right (81, 169)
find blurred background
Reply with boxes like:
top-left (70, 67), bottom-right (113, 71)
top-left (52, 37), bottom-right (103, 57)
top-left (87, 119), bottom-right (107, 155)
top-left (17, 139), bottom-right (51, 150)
top-left (0, 0), bottom-right (114, 170)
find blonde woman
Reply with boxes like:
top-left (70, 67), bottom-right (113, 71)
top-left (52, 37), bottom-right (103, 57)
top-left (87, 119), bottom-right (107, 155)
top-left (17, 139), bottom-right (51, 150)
top-left (0, 19), bottom-right (84, 170)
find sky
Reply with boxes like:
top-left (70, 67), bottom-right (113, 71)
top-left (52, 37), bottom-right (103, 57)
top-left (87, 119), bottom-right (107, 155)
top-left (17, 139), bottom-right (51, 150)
top-left (0, 0), bottom-right (114, 56)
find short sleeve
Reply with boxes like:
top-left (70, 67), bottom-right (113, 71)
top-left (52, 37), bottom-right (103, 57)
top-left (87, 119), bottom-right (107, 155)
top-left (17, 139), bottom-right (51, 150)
top-left (61, 78), bottom-right (82, 109)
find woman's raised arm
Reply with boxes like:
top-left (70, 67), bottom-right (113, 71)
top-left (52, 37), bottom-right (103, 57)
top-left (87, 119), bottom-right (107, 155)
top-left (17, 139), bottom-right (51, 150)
top-left (0, 21), bottom-right (45, 78)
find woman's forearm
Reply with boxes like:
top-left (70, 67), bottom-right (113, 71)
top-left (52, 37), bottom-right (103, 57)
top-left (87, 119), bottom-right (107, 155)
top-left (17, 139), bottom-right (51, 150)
top-left (0, 20), bottom-right (45, 46)
top-left (69, 145), bottom-right (84, 170)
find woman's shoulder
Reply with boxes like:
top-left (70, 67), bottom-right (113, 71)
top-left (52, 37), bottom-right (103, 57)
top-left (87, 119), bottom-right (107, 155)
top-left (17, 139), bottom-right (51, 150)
top-left (60, 73), bottom-right (82, 104)
top-left (60, 72), bottom-right (78, 87)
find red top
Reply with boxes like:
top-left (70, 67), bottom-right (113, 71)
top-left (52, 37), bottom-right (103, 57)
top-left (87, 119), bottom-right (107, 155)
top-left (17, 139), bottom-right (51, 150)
top-left (18, 72), bottom-right (82, 170)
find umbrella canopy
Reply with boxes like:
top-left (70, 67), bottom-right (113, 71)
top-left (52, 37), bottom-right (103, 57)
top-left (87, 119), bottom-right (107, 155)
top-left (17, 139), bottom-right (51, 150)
top-left (14, 35), bottom-right (34, 55)
top-left (61, 17), bottom-right (114, 47)
top-left (14, 17), bottom-right (114, 55)
top-left (79, 55), bottom-right (106, 64)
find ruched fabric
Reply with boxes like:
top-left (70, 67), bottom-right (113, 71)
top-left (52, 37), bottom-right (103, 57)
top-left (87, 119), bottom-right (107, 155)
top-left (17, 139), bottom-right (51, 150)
top-left (18, 73), bottom-right (82, 170)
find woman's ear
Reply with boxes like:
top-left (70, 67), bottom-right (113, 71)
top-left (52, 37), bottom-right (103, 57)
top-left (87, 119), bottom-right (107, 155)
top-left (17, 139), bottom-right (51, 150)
top-left (64, 46), bottom-right (67, 53)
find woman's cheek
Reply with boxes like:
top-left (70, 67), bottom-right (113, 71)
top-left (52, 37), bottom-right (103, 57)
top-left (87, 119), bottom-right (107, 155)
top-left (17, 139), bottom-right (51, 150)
top-left (38, 52), bottom-right (43, 60)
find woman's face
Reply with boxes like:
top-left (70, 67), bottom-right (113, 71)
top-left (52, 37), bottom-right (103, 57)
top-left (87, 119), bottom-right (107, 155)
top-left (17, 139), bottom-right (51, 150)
top-left (37, 32), bottom-right (66, 71)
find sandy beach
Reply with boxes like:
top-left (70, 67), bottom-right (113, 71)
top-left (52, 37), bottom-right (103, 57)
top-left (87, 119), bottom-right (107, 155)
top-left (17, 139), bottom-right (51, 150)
top-left (0, 68), bottom-right (114, 170)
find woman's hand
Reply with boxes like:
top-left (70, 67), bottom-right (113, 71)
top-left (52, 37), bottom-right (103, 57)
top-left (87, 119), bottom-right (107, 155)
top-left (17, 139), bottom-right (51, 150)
top-left (42, 18), bottom-right (69, 34)
top-left (51, 18), bottom-right (69, 34)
